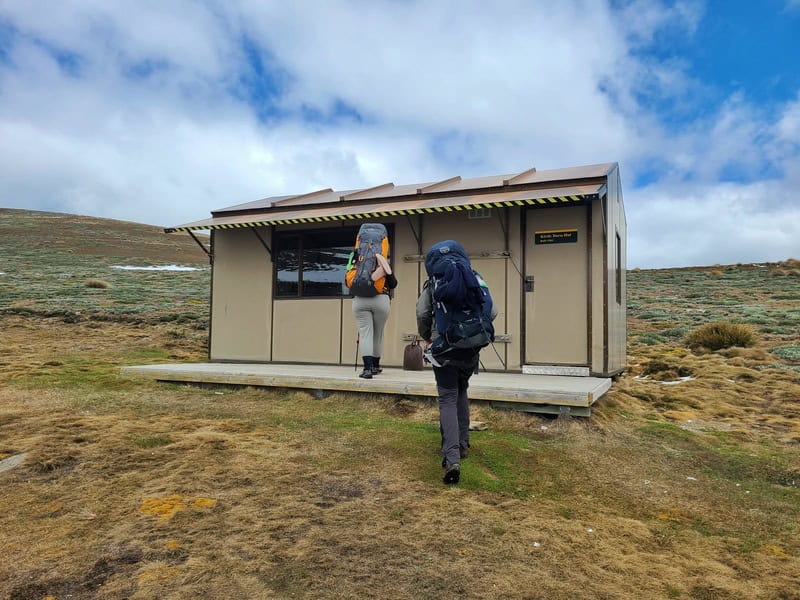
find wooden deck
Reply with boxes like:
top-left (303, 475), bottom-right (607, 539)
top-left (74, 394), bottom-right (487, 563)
top-left (121, 363), bottom-right (612, 416)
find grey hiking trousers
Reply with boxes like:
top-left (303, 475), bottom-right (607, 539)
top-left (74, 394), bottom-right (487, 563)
top-left (434, 361), bottom-right (476, 467)
top-left (353, 294), bottom-right (391, 358)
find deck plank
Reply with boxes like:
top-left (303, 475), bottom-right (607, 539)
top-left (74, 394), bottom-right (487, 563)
top-left (122, 363), bottom-right (612, 411)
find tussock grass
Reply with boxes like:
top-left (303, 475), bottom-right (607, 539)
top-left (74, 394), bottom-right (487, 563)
top-left (84, 278), bottom-right (111, 289)
top-left (685, 321), bottom-right (757, 350)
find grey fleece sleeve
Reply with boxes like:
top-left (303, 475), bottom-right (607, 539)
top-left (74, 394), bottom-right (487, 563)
top-left (415, 282), bottom-right (433, 341)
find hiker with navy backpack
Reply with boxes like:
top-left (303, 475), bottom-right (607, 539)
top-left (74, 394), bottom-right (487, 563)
top-left (345, 223), bottom-right (397, 379)
top-left (416, 240), bottom-right (497, 484)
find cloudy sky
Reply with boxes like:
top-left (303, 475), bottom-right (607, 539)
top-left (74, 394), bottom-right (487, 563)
top-left (1, 0), bottom-right (798, 268)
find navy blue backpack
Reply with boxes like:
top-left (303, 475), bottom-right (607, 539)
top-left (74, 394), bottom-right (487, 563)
top-left (424, 240), bottom-right (495, 360)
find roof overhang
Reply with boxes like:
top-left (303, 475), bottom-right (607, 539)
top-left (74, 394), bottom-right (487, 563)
top-left (166, 183), bottom-right (603, 233)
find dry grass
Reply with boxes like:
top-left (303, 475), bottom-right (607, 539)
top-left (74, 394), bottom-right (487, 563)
top-left (1, 314), bottom-right (799, 599)
top-left (769, 258), bottom-right (800, 277)
top-left (1, 213), bottom-right (799, 598)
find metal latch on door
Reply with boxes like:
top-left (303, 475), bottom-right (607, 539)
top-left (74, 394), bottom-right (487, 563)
top-left (524, 275), bottom-right (534, 292)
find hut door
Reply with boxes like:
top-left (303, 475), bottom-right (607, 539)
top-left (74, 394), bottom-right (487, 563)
top-left (524, 205), bottom-right (588, 366)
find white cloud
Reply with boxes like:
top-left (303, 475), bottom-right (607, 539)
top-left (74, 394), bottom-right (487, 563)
top-left (0, 0), bottom-right (798, 267)
top-left (628, 181), bottom-right (800, 268)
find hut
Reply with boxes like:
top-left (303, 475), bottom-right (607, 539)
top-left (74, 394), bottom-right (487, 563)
top-left (166, 162), bottom-right (626, 378)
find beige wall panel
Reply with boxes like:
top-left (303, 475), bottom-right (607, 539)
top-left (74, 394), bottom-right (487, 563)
top-left (272, 299), bottom-right (342, 363)
top-left (471, 257), bottom-right (507, 370)
top-left (422, 210), bottom-right (506, 253)
top-left (506, 209), bottom-right (523, 370)
top-left (607, 166), bottom-right (627, 373)
top-left (210, 229), bottom-right (271, 361)
top-left (340, 297), bottom-right (358, 366)
top-left (591, 198), bottom-right (606, 375)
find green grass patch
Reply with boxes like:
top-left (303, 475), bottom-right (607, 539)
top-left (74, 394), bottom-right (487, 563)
top-left (14, 353), bottom-right (133, 391)
top-left (638, 309), bottom-right (672, 321)
top-left (770, 345), bottom-right (800, 362)
top-left (659, 327), bottom-right (688, 338)
top-left (289, 404), bottom-right (539, 497)
top-left (636, 333), bottom-right (668, 345)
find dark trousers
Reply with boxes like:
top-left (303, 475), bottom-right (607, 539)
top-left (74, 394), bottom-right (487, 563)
top-left (434, 363), bottom-right (474, 467)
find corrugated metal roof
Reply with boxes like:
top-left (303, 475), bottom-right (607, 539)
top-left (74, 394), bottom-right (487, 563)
top-left (167, 182), bottom-right (605, 232)
top-left (205, 162), bottom-right (614, 216)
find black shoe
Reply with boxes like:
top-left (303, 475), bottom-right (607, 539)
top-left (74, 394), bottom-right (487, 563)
top-left (370, 357), bottom-right (382, 375)
top-left (360, 357), bottom-right (373, 379)
top-left (443, 463), bottom-right (460, 485)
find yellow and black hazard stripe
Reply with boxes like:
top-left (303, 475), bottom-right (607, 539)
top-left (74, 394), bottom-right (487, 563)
top-left (167, 194), bottom-right (597, 232)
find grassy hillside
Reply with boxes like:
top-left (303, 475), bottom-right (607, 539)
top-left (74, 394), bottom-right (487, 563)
top-left (0, 208), bottom-right (209, 324)
top-left (1, 210), bottom-right (798, 599)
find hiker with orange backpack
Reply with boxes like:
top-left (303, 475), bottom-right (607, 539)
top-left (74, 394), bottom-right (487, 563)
top-left (416, 240), bottom-right (496, 484)
top-left (345, 224), bottom-right (397, 379)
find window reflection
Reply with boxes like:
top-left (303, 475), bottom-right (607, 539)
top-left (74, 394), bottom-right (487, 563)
top-left (275, 235), bottom-right (300, 297)
top-left (274, 228), bottom-right (362, 298)
top-left (302, 245), bottom-right (351, 296)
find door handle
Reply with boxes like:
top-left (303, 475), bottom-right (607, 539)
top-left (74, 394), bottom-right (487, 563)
top-left (524, 275), bottom-right (534, 292)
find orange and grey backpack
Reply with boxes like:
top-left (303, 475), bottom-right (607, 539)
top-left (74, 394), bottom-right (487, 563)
top-left (345, 223), bottom-right (389, 297)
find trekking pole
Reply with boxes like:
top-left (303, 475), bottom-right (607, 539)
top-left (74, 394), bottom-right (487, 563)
top-left (354, 334), bottom-right (360, 372)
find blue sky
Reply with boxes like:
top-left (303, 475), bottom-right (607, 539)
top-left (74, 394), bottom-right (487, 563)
top-left (0, 0), bottom-right (798, 268)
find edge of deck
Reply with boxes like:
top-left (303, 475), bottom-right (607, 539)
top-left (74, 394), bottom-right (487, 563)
top-left (122, 363), bottom-right (612, 410)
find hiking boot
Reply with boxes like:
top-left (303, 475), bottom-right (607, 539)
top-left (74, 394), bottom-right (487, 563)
top-left (443, 463), bottom-right (460, 485)
top-left (370, 356), bottom-right (382, 375)
top-left (359, 357), bottom-right (374, 379)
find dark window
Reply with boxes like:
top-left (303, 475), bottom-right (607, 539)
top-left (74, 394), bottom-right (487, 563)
top-left (275, 234), bottom-right (301, 296)
top-left (615, 231), bottom-right (622, 305)
top-left (274, 227), bottom-right (358, 298)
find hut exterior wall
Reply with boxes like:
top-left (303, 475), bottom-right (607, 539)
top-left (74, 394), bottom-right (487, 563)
top-left (591, 196), bottom-right (605, 375)
top-left (607, 166), bottom-right (627, 374)
top-left (209, 228), bottom-right (271, 361)
top-left (207, 219), bottom-right (418, 367)
top-left (272, 299), bottom-right (343, 363)
top-left (207, 198), bottom-right (620, 372)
